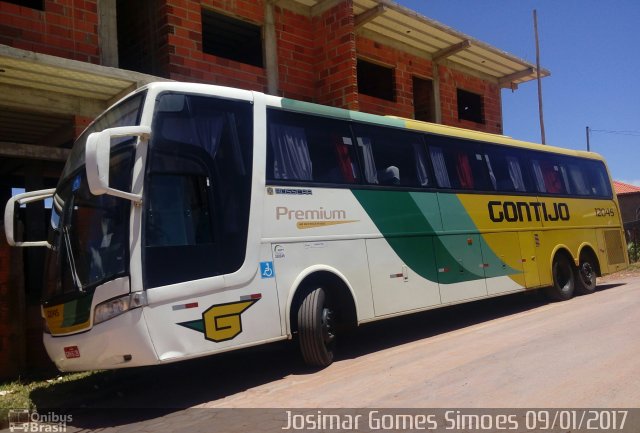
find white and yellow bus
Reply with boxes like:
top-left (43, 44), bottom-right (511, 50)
top-left (5, 82), bottom-right (627, 370)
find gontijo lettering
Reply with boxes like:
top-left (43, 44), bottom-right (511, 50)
top-left (488, 200), bottom-right (570, 222)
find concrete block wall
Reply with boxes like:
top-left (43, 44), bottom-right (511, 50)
top-left (0, 0), bottom-right (100, 63)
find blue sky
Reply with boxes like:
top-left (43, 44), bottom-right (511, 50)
top-left (397, 1), bottom-right (640, 185)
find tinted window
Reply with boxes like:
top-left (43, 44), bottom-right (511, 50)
top-left (353, 124), bottom-right (430, 187)
top-left (427, 136), bottom-right (491, 190)
top-left (482, 145), bottom-right (531, 193)
top-left (530, 156), bottom-right (570, 194)
top-left (145, 94), bottom-right (253, 288)
top-left (583, 160), bottom-right (612, 198)
top-left (267, 110), bottom-right (359, 184)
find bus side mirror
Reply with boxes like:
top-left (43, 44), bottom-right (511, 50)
top-left (4, 188), bottom-right (55, 247)
top-left (85, 126), bottom-right (151, 203)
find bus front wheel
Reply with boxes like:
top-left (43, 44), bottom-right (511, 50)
top-left (546, 253), bottom-right (575, 301)
top-left (297, 287), bottom-right (336, 368)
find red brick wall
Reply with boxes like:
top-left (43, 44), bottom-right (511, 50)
top-left (164, 0), bottom-right (267, 90)
top-left (117, 0), bottom-right (168, 76)
top-left (0, 221), bottom-right (24, 380)
top-left (439, 65), bottom-right (502, 134)
top-left (275, 6), bottom-right (314, 101)
top-left (356, 36), bottom-right (431, 118)
top-left (0, 0), bottom-right (99, 63)
top-left (618, 193), bottom-right (640, 224)
top-left (356, 36), bottom-right (502, 134)
top-left (312, 0), bottom-right (357, 110)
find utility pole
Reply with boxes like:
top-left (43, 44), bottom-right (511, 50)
top-left (586, 126), bottom-right (591, 151)
top-left (533, 10), bottom-right (546, 144)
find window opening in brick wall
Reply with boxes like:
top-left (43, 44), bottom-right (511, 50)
top-left (2, 0), bottom-right (43, 10)
top-left (457, 89), bottom-right (484, 124)
top-left (201, 8), bottom-right (263, 68)
top-left (413, 77), bottom-right (435, 122)
top-left (357, 59), bottom-right (395, 101)
top-left (117, 0), bottom-right (162, 75)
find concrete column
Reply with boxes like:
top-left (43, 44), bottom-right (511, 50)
top-left (98, 0), bottom-right (119, 67)
top-left (432, 62), bottom-right (442, 124)
top-left (264, 1), bottom-right (280, 95)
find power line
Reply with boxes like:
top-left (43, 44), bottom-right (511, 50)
top-left (590, 129), bottom-right (640, 137)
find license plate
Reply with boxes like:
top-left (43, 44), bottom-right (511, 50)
top-left (64, 346), bottom-right (80, 359)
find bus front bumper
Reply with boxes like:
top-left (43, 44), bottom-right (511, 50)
top-left (43, 308), bottom-right (158, 372)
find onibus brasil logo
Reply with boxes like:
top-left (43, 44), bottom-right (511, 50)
top-left (8, 409), bottom-right (72, 432)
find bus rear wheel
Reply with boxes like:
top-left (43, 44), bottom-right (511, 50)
top-left (575, 255), bottom-right (597, 295)
top-left (545, 253), bottom-right (575, 301)
top-left (297, 287), bottom-right (336, 368)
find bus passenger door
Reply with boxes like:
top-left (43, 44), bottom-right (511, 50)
top-left (367, 237), bottom-right (441, 317)
top-left (518, 231), bottom-right (542, 288)
top-left (435, 234), bottom-right (488, 304)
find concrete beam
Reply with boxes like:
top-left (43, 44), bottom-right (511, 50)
top-left (310, 0), bottom-right (345, 17)
top-left (354, 4), bottom-right (386, 29)
top-left (498, 67), bottom-right (536, 88)
top-left (0, 142), bottom-right (71, 162)
top-left (432, 40), bottom-right (471, 63)
top-left (0, 84), bottom-right (107, 118)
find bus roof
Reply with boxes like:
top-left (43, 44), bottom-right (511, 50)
top-left (137, 82), bottom-right (603, 163)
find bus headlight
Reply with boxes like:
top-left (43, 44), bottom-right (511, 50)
top-left (94, 292), bottom-right (147, 325)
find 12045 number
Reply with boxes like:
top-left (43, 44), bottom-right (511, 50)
top-left (595, 208), bottom-right (615, 217)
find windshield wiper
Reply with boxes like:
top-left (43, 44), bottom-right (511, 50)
top-left (62, 225), bottom-right (83, 292)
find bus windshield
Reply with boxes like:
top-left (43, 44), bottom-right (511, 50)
top-left (43, 93), bottom-right (145, 302)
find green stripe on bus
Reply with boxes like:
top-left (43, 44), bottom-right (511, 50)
top-left (280, 98), bottom-right (406, 128)
top-left (61, 294), bottom-right (93, 327)
top-left (352, 190), bottom-right (518, 283)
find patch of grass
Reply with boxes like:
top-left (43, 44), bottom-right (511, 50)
top-left (0, 371), bottom-right (112, 428)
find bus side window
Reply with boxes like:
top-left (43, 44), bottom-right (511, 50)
top-left (532, 159), bottom-right (567, 194)
top-left (566, 162), bottom-right (590, 196)
top-left (353, 125), bottom-right (430, 187)
top-left (584, 160), bottom-right (612, 198)
top-left (429, 145), bottom-right (452, 188)
top-left (266, 110), bottom-right (359, 184)
top-left (427, 137), bottom-right (490, 191)
top-left (483, 146), bottom-right (528, 192)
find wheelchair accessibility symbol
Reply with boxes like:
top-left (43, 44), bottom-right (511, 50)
top-left (260, 261), bottom-right (275, 279)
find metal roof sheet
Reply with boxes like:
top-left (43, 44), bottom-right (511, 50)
top-left (288, 0), bottom-right (550, 87)
top-left (352, 0), bottom-right (549, 86)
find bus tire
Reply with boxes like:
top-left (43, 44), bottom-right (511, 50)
top-left (297, 287), bottom-right (335, 368)
top-left (575, 254), bottom-right (597, 295)
top-left (545, 253), bottom-right (575, 301)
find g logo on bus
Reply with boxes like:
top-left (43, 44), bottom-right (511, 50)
top-left (178, 298), bottom-right (260, 343)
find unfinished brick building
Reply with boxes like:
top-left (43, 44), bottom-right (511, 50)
top-left (0, 0), bottom-right (548, 378)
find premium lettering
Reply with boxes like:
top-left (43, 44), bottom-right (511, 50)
top-left (488, 201), bottom-right (570, 222)
top-left (276, 206), bottom-right (347, 221)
